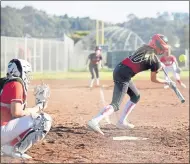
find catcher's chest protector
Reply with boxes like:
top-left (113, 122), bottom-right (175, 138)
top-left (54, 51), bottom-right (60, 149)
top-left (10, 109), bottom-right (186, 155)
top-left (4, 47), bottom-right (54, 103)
top-left (0, 77), bottom-right (27, 107)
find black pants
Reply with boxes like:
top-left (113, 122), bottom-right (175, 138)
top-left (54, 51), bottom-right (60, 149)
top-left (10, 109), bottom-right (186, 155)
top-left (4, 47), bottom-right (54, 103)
top-left (89, 64), bottom-right (99, 79)
top-left (110, 63), bottom-right (140, 111)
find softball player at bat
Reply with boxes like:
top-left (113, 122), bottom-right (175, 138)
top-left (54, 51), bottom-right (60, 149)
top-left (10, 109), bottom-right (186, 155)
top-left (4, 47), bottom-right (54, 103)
top-left (1, 59), bottom-right (52, 159)
top-left (88, 34), bottom-right (175, 135)
top-left (160, 46), bottom-right (186, 89)
top-left (86, 46), bottom-right (103, 88)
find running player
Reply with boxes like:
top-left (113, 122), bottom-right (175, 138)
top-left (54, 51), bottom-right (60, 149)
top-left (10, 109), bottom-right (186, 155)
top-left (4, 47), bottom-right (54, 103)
top-left (160, 46), bottom-right (186, 89)
top-left (86, 46), bottom-right (103, 88)
top-left (1, 59), bottom-right (52, 159)
top-left (88, 34), bottom-right (176, 135)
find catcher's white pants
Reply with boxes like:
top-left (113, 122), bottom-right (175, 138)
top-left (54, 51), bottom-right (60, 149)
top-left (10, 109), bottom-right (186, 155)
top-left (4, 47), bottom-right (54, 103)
top-left (164, 65), bottom-right (180, 81)
top-left (1, 115), bottom-right (34, 145)
top-left (1, 113), bottom-right (52, 146)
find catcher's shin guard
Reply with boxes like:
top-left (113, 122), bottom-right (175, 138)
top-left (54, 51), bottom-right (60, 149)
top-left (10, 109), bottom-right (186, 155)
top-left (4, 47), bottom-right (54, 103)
top-left (11, 113), bottom-right (52, 155)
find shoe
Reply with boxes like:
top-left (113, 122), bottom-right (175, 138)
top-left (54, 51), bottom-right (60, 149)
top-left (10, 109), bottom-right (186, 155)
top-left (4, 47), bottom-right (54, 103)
top-left (87, 119), bottom-right (104, 135)
top-left (104, 116), bottom-right (111, 124)
top-left (1, 145), bottom-right (32, 159)
top-left (89, 79), bottom-right (94, 88)
top-left (116, 120), bottom-right (135, 129)
top-left (164, 85), bottom-right (169, 89)
top-left (181, 83), bottom-right (186, 88)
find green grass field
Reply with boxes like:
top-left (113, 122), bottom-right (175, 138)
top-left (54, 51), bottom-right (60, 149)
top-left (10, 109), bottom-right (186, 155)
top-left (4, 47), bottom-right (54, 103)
top-left (31, 70), bottom-right (189, 80)
top-left (1, 70), bottom-right (189, 80)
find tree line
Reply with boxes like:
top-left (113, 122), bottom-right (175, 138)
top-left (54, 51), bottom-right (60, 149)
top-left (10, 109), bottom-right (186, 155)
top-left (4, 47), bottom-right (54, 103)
top-left (1, 6), bottom-right (189, 49)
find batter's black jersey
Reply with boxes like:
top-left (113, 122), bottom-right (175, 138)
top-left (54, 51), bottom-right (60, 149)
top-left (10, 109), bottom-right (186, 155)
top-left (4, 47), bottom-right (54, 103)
top-left (122, 45), bottom-right (162, 74)
top-left (88, 53), bottom-right (102, 65)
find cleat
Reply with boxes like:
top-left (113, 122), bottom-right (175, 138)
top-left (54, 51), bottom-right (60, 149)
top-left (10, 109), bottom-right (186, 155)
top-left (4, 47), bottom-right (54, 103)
top-left (116, 121), bottom-right (135, 129)
top-left (12, 153), bottom-right (32, 159)
top-left (104, 116), bottom-right (111, 124)
top-left (88, 119), bottom-right (104, 135)
top-left (181, 83), bottom-right (186, 88)
top-left (1, 145), bottom-right (32, 159)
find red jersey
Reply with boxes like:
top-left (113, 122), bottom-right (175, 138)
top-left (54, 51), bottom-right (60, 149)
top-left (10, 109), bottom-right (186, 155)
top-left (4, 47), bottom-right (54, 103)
top-left (122, 45), bottom-right (161, 74)
top-left (0, 81), bottom-right (26, 126)
top-left (160, 55), bottom-right (176, 66)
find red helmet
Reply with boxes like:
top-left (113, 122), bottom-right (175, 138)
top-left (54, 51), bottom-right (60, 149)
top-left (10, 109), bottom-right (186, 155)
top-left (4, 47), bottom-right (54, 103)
top-left (148, 34), bottom-right (169, 55)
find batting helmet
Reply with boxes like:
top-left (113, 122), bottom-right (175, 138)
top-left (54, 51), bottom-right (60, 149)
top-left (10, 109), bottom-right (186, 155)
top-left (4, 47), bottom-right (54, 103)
top-left (148, 34), bottom-right (169, 55)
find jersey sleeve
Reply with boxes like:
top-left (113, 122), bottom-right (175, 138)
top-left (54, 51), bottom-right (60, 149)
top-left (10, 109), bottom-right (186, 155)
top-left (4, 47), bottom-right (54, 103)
top-left (150, 55), bottom-right (162, 72)
top-left (8, 81), bottom-right (24, 104)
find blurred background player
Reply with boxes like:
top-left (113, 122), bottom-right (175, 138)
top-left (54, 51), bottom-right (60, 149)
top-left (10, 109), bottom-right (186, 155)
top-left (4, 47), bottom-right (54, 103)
top-left (160, 46), bottom-right (186, 89)
top-left (1, 59), bottom-right (52, 159)
top-left (86, 46), bottom-right (103, 88)
top-left (88, 34), bottom-right (176, 135)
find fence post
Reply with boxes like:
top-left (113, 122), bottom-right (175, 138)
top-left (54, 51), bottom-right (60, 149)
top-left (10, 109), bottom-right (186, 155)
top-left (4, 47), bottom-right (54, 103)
top-left (56, 41), bottom-right (59, 72)
top-left (40, 39), bottom-right (43, 73)
top-left (63, 34), bottom-right (68, 72)
top-left (49, 40), bottom-right (51, 72)
top-left (24, 37), bottom-right (27, 60)
top-left (185, 49), bottom-right (189, 69)
top-left (15, 38), bottom-right (18, 58)
top-left (33, 39), bottom-right (36, 72)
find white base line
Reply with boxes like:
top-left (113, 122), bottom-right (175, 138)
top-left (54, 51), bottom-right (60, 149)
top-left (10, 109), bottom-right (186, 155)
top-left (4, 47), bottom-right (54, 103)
top-left (113, 136), bottom-right (149, 141)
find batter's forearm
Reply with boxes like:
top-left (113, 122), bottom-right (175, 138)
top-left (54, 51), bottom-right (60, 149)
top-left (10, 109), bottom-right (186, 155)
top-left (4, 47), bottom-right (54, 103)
top-left (151, 77), bottom-right (168, 85)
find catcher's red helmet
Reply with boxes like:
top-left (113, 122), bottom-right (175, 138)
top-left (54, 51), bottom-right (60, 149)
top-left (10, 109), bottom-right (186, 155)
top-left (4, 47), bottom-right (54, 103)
top-left (148, 34), bottom-right (169, 55)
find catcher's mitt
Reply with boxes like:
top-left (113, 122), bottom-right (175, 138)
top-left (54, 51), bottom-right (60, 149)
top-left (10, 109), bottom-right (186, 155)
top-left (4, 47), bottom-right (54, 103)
top-left (33, 82), bottom-right (50, 111)
top-left (176, 67), bottom-right (181, 74)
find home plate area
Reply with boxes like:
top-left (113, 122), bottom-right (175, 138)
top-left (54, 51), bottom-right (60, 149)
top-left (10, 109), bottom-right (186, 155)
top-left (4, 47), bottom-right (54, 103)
top-left (1, 79), bottom-right (188, 163)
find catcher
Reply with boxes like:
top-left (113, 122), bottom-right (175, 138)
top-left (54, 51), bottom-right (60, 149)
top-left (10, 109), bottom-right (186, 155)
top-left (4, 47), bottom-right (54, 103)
top-left (88, 34), bottom-right (176, 135)
top-left (1, 59), bottom-right (52, 159)
top-left (160, 46), bottom-right (186, 89)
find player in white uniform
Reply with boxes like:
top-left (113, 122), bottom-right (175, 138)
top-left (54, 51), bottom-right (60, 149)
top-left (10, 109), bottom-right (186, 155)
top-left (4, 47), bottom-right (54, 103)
top-left (160, 47), bottom-right (186, 89)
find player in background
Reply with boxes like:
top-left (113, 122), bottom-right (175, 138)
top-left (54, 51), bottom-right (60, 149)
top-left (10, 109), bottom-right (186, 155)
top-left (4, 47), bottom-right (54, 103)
top-left (88, 34), bottom-right (176, 135)
top-left (160, 46), bottom-right (186, 89)
top-left (86, 46), bottom-right (103, 88)
top-left (1, 59), bottom-right (52, 159)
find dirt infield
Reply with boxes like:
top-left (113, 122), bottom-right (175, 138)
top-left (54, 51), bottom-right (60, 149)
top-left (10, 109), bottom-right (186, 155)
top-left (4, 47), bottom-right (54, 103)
top-left (1, 79), bottom-right (189, 163)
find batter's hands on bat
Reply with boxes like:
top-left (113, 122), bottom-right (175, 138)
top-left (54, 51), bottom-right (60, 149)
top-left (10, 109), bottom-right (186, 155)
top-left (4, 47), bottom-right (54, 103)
top-left (160, 62), bottom-right (166, 69)
top-left (166, 80), bottom-right (176, 89)
top-left (33, 82), bottom-right (50, 111)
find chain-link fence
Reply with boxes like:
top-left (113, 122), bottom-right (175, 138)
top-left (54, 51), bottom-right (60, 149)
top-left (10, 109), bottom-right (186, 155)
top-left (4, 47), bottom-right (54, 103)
top-left (1, 35), bottom-right (189, 73)
top-left (1, 35), bottom-right (74, 74)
